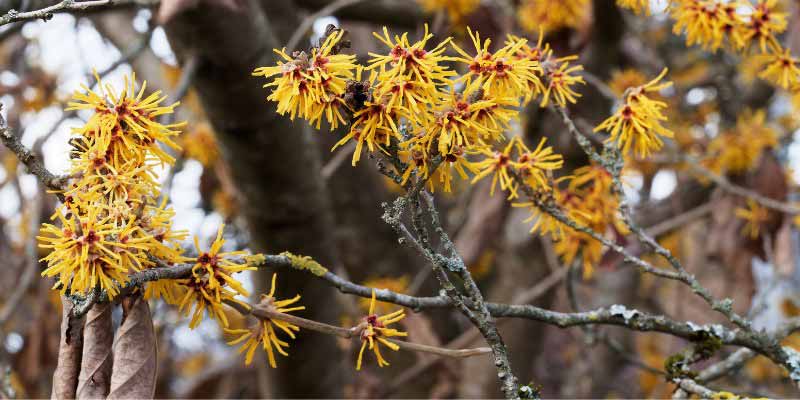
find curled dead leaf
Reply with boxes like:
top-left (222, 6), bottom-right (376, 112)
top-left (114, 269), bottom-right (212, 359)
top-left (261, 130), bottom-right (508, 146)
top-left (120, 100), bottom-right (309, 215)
top-left (51, 297), bottom-right (84, 400)
top-left (76, 303), bottom-right (113, 399)
top-left (108, 294), bottom-right (157, 399)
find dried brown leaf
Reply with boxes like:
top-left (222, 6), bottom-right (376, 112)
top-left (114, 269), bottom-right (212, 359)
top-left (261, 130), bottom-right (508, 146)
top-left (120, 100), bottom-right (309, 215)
top-left (107, 295), bottom-right (157, 399)
top-left (51, 297), bottom-right (84, 400)
top-left (76, 303), bottom-right (113, 399)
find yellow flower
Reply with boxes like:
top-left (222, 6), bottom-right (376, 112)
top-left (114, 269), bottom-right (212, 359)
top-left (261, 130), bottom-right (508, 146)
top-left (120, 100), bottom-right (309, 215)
top-left (182, 122), bottom-right (219, 167)
top-left (617, 0), bottom-right (649, 15)
top-left (416, 0), bottom-right (479, 24)
top-left (356, 290), bottom-right (408, 370)
top-left (225, 273), bottom-right (304, 367)
top-left (190, 225), bottom-right (256, 304)
top-left (594, 68), bottom-right (674, 157)
top-left (741, 0), bottom-right (786, 53)
top-left (735, 199), bottom-right (769, 239)
top-left (333, 99), bottom-right (404, 165)
top-left (420, 84), bottom-right (509, 157)
top-left (471, 139), bottom-right (518, 198)
top-left (518, 0), bottom-right (589, 34)
top-left (511, 137), bottom-right (564, 190)
top-left (671, 0), bottom-right (738, 51)
top-left (177, 225), bottom-right (255, 329)
top-left (368, 25), bottom-right (454, 87)
top-left (451, 28), bottom-right (543, 100)
top-left (540, 55), bottom-right (585, 107)
top-left (704, 109), bottom-right (777, 174)
top-left (758, 46), bottom-right (800, 90)
top-left (608, 69), bottom-right (648, 96)
top-left (177, 275), bottom-right (250, 329)
top-left (67, 72), bottom-right (184, 167)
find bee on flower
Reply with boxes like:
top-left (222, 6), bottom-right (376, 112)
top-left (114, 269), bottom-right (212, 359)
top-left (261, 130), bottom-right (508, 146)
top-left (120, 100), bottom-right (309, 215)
top-left (355, 290), bottom-right (408, 370)
top-left (594, 68), bottom-right (674, 157)
top-left (225, 274), bottom-right (305, 367)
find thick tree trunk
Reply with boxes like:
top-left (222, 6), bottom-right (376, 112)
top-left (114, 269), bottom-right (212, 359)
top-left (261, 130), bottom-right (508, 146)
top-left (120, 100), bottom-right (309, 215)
top-left (160, 1), bottom-right (349, 396)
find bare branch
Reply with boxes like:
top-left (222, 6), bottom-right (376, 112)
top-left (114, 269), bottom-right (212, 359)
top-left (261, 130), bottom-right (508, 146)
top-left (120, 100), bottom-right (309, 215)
top-left (0, 0), bottom-right (158, 28)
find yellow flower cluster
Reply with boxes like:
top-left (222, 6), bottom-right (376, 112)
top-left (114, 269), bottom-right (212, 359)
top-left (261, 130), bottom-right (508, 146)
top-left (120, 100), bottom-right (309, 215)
top-left (639, 0), bottom-right (796, 91)
top-left (38, 74), bottom-right (188, 298)
top-left (516, 165), bottom-right (627, 277)
top-left (595, 68), bottom-right (674, 157)
top-left (38, 74), bottom-right (256, 333)
top-left (704, 109), bottom-right (778, 175)
top-left (471, 137), bottom-right (564, 199)
top-left (256, 26), bottom-right (581, 195)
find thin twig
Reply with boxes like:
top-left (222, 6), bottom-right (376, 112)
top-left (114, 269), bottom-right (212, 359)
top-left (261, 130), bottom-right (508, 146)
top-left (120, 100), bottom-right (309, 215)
top-left (0, 0), bottom-right (158, 28)
top-left (321, 140), bottom-right (356, 181)
top-left (227, 301), bottom-right (493, 360)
